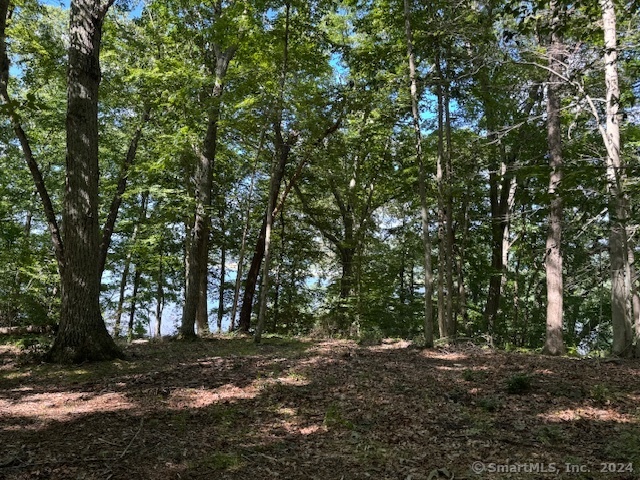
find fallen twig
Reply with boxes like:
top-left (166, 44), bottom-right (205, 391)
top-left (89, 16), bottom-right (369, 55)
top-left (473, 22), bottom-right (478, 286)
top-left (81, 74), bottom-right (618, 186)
top-left (120, 417), bottom-right (144, 459)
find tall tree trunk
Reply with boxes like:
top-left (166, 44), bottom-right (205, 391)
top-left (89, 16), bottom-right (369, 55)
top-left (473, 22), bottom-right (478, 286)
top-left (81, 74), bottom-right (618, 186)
top-left (254, 148), bottom-right (279, 343)
top-left (601, 0), bottom-right (633, 356)
top-left (0, 0), bottom-right (64, 274)
top-left (99, 106), bottom-right (151, 277)
top-left (242, 2), bottom-right (291, 335)
top-left (435, 48), bottom-right (446, 340)
top-left (404, 0), bottom-right (433, 347)
top-left (217, 203), bottom-right (227, 333)
top-left (630, 250), bottom-right (640, 357)
top-left (181, 45), bottom-right (236, 338)
top-left (456, 198), bottom-right (469, 334)
top-left (155, 242), bottom-right (164, 339)
top-left (255, 0), bottom-right (292, 343)
top-left (196, 263), bottom-right (210, 335)
top-left (444, 68), bottom-right (455, 339)
top-left (230, 128), bottom-right (265, 331)
top-left (48, 0), bottom-right (122, 363)
top-left (114, 192), bottom-right (148, 337)
top-left (128, 265), bottom-right (142, 342)
top-left (543, 8), bottom-right (565, 356)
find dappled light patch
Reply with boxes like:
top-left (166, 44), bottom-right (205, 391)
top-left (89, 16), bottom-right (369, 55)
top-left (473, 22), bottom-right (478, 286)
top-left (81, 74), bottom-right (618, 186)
top-left (0, 391), bottom-right (133, 425)
top-left (368, 338), bottom-right (412, 350)
top-left (166, 384), bottom-right (259, 409)
top-left (540, 407), bottom-right (635, 423)
top-left (1, 339), bottom-right (640, 479)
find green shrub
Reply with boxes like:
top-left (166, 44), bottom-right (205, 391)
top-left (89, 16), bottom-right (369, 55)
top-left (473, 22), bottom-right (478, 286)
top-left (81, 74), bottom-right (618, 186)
top-left (357, 328), bottom-right (383, 346)
top-left (506, 373), bottom-right (533, 394)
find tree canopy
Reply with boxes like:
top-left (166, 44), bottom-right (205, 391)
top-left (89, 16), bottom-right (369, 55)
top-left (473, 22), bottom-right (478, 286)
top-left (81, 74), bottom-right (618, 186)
top-left (1, 0), bottom-right (639, 360)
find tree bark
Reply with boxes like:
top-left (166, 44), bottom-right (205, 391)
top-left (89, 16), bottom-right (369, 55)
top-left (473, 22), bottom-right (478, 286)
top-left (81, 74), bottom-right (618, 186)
top-left (601, 0), bottom-right (633, 356)
top-left (155, 243), bottom-right (164, 339)
top-left (113, 192), bottom-right (148, 337)
top-left (230, 127), bottom-right (265, 331)
top-left (48, 0), bottom-right (122, 363)
top-left (543, 8), bottom-right (565, 356)
top-left (217, 202), bottom-right (227, 333)
top-left (128, 265), bottom-right (142, 342)
top-left (0, 0), bottom-right (64, 274)
top-left (181, 45), bottom-right (236, 338)
top-left (443, 65), bottom-right (455, 339)
top-left (99, 106), bottom-right (151, 277)
top-left (435, 47), bottom-right (446, 340)
top-left (404, 0), bottom-right (433, 347)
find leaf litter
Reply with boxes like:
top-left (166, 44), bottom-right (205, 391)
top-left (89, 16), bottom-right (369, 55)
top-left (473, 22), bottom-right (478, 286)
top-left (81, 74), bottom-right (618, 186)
top-left (0, 337), bottom-right (639, 479)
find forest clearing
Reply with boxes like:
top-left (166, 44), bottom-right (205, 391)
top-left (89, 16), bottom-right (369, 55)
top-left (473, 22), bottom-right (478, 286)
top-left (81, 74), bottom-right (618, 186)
top-left (1, 336), bottom-right (639, 479)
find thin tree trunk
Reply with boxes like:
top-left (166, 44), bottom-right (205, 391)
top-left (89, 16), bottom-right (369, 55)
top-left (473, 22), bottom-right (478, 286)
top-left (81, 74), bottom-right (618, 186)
top-left (217, 203), bottom-right (226, 333)
top-left (435, 48), bottom-right (446, 340)
top-left (456, 198), bottom-right (469, 334)
top-left (0, 1), bottom-right (64, 274)
top-left (628, 241), bottom-right (640, 356)
top-left (245, 2), bottom-right (291, 337)
top-left (543, 7), bottom-right (565, 355)
top-left (196, 262), bottom-right (210, 335)
top-left (181, 45), bottom-right (236, 338)
top-left (99, 106), bottom-right (151, 277)
top-left (230, 127), bottom-right (265, 331)
top-left (48, 0), bottom-right (122, 363)
top-left (114, 192), bottom-right (148, 337)
top-left (255, 0), bottom-right (292, 344)
top-left (254, 153), bottom-right (278, 344)
top-left (128, 266), bottom-right (142, 342)
top-left (444, 69), bottom-right (455, 338)
top-left (155, 243), bottom-right (164, 339)
top-left (403, 0), bottom-right (433, 347)
top-left (601, 0), bottom-right (633, 356)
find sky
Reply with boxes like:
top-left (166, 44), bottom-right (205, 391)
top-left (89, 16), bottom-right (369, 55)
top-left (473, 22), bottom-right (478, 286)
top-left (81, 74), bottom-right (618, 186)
top-left (41, 0), bottom-right (145, 18)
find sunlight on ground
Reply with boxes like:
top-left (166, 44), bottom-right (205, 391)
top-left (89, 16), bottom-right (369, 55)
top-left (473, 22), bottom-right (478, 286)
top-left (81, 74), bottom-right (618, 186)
top-left (540, 407), bottom-right (637, 423)
top-left (538, 407), bottom-right (638, 423)
top-left (167, 384), bottom-right (258, 409)
top-left (0, 391), bottom-right (133, 426)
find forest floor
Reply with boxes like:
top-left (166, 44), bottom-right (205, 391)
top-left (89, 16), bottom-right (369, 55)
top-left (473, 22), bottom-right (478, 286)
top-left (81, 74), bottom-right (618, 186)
top-left (1, 336), bottom-right (639, 480)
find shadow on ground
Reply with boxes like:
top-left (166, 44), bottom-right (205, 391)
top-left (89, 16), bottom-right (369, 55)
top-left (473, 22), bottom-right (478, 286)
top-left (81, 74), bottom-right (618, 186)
top-left (1, 338), bottom-right (639, 479)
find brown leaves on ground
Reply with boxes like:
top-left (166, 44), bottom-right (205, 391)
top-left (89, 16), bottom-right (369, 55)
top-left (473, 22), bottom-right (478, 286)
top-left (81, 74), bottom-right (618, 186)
top-left (1, 337), bottom-right (639, 479)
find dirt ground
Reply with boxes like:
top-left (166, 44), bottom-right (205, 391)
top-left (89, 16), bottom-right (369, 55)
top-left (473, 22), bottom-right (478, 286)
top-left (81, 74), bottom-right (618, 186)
top-left (1, 337), bottom-right (639, 479)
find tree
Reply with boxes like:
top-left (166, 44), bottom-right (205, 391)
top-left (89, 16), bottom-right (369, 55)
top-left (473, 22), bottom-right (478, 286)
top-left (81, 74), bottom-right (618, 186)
top-left (543, 0), bottom-right (565, 355)
top-left (48, 0), bottom-right (123, 362)
top-left (178, 0), bottom-right (238, 338)
top-left (403, 0), bottom-right (433, 347)
top-left (600, 0), bottom-right (633, 356)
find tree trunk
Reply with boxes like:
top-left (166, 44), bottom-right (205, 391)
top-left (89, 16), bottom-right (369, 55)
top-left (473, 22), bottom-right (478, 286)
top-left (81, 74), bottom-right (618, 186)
top-left (238, 220), bottom-right (266, 332)
top-left (48, 0), bottom-right (122, 363)
top-left (114, 192), bottom-right (148, 337)
top-left (456, 198), bottom-right (469, 335)
top-left (444, 69), bottom-right (455, 339)
top-left (217, 204), bottom-right (227, 333)
top-left (601, 0), bottom-right (633, 356)
top-left (435, 48), bottom-right (446, 340)
top-left (254, 157), bottom-right (278, 344)
top-left (404, 0), bottom-right (433, 347)
top-left (629, 245), bottom-right (640, 356)
top-left (181, 45), bottom-right (236, 338)
top-left (0, 0), bottom-right (64, 274)
top-left (128, 265), bottom-right (142, 342)
top-left (155, 243), bottom-right (164, 339)
top-left (99, 106), bottom-right (151, 277)
top-left (196, 267), bottom-right (210, 335)
top-left (543, 9), bottom-right (565, 356)
top-left (230, 129), bottom-right (265, 331)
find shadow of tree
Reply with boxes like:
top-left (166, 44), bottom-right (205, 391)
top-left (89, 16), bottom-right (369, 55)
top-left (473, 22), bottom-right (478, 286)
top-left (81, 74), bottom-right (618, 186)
top-left (1, 339), bottom-right (639, 479)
